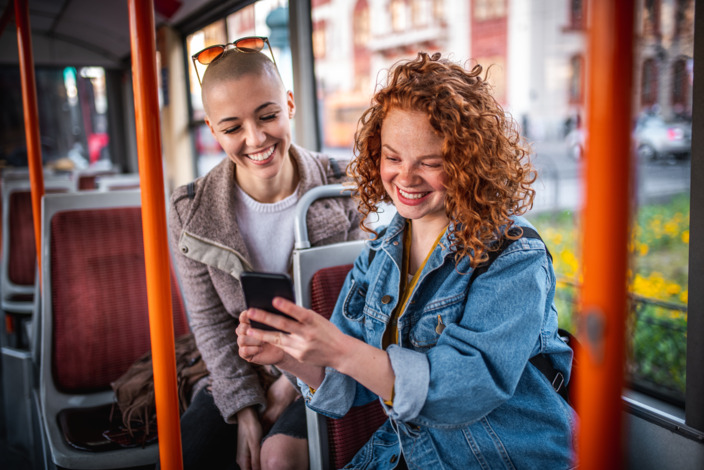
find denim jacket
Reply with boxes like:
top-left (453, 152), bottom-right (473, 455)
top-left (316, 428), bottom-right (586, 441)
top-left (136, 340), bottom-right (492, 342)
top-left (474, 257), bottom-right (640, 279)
top-left (299, 213), bottom-right (576, 469)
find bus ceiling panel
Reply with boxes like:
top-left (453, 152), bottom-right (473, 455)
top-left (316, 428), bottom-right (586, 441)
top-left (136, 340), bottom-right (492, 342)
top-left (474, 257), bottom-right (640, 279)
top-left (0, 0), bottom-right (218, 67)
top-left (0, 28), bottom-right (126, 68)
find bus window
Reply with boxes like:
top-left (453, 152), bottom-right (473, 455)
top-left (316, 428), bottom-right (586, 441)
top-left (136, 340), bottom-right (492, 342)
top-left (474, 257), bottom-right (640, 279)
top-left (185, 1), bottom-right (293, 177)
top-left (626, 0), bottom-right (693, 406)
top-left (311, 0), bottom-right (693, 407)
top-left (0, 65), bottom-right (112, 171)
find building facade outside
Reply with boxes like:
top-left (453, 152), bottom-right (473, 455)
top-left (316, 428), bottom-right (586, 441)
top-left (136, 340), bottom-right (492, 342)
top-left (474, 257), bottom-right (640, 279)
top-left (311, 0), bottom-right (694, 154)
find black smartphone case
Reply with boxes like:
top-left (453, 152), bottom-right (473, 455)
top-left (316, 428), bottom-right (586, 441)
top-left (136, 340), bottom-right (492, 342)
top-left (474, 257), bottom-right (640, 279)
top-left (240, 272), bottom-right (295, 332)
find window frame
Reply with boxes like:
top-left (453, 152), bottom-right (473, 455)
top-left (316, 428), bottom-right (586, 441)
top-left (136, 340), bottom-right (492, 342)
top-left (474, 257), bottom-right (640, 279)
top-left (685, 0), bottom-right (704, 431)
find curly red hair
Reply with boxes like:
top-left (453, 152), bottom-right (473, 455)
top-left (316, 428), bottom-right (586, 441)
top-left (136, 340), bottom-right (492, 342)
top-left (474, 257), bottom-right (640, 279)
top-left (348, 52), bottom-right (536, 267)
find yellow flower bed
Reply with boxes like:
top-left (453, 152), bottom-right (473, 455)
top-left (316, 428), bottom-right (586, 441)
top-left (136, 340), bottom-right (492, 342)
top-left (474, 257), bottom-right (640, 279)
top-left (531, 194), bottom-right (690, 306)
top-left (529, 194), bottom-right (690, 400)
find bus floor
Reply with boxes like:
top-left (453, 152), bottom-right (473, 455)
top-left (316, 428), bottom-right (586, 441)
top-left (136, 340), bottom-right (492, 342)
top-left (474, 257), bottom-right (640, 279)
top-left (0, 373), bottom-right (33, 469)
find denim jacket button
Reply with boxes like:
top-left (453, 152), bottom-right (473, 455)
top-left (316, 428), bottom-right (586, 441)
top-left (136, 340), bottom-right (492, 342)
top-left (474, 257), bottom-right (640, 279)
top-left (381, 295), bottom-right (392, 304)
top-left (390, 454), bottom-right (398, 463)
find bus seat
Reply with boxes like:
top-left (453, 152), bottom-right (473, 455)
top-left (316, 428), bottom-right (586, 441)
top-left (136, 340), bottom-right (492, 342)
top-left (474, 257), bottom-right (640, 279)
top-left (95, 173), bottom-right (141, 191)
top-left (36, 190), bottom-right (189, 469)
top-left (309, 265), bottom-right (389, 470)
top-left (0, 168), bottom-right (68, 263)
top-left (74, 168), bottom-right (119, 190)
top-left (1, 176), bottom-right (74, 345)
top-left (291, 183), bottom-right (387, 470)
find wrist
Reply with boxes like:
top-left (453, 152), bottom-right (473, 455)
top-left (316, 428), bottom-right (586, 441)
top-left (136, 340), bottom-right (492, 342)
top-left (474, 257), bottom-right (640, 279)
top-left (330, 333), bottom-right (361, 375)
top-left (276, 353), bottom-right (301, 373)
top-left (236, 406), bottom-right (259, 425)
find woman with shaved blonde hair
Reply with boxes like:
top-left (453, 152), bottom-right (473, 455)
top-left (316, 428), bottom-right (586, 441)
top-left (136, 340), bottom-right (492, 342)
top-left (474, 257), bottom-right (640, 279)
top-left (238, 52), bottom-right (576, 469)
top-left (169, 39), bottom-right (363, 470)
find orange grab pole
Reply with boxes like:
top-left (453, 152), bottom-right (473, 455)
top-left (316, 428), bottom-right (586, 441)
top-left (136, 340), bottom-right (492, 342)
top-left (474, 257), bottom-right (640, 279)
top-left (577, 1), bottom-right (635, 469)
top-left (127, 1), bottom-right (183, 469)
top-left (14, 0), bottom-right (45, 272)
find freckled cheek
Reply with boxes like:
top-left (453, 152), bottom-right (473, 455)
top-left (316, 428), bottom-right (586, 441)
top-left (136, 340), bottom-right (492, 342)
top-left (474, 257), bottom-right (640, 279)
top-left (435, 172), bottom-right (449, 192)
top-left (379, 164), bottom-right (395, 187)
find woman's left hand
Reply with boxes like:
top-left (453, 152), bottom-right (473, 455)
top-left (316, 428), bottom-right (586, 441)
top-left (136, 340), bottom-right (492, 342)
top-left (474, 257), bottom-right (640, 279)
top-left (237, 310), bottom-right (289, 366)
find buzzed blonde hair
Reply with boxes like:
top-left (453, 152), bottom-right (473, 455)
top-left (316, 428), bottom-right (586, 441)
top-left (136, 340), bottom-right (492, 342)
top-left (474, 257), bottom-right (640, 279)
top-left (201, 48), bottom-right (283, 115)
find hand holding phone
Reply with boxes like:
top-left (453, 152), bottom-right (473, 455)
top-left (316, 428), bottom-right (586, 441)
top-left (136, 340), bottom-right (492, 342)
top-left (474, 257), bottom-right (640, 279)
top-left (240, 271), bottom-right (295, 332)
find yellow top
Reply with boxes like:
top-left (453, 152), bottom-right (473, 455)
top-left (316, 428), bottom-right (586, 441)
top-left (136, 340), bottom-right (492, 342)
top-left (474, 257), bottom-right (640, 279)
top-left (383, 222), bottom-right (447, 405)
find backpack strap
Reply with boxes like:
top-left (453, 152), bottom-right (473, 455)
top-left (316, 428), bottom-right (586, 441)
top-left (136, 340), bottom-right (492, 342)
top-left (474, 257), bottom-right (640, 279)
top-left (173, 181), bottom-right (197, 205)
top-left (318, 154), bottom-right (343, 181)
top-left (468, 226), bottom-right (567, 401)
top-left (530, 354), bottom-right (568, 401)
top-left (469, 226), bottom-right (550, 284)
top-left (529, 328), bottom-right (580, 403)
top-left (329, 158), bottom-right (342, 179)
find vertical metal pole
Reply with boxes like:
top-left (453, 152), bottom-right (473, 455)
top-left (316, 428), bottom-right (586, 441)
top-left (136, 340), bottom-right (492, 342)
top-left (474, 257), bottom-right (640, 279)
top-left (288, 0), bottom-right (320, 151)
top-left (685, 0), bottom-right (704, 432)
top-left (127, 1), bottom-right (183, 469)
top-left (577, 1), bottom-right (635, 469)
top-left (14, 0), bottom-right (44, 273)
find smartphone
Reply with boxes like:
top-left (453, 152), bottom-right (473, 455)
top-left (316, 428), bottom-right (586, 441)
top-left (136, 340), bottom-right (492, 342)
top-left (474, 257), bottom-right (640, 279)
top-left (240, 271), bottom-right (295, 332)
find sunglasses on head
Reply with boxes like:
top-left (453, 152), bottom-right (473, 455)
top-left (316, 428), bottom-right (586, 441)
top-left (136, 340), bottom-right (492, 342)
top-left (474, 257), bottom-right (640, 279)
top-left (191, 36), bottom-right (277, 85)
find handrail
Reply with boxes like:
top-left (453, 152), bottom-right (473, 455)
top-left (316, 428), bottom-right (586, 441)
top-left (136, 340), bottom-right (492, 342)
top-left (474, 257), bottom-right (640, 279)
top-left (128, 1), bottom-right (183, 469)
top-left (577, 1), bottom-right (635, 468)
top-left (558, 278), bottom-right (688, 313)
top-left (294, 183), bottom-right (355, 249)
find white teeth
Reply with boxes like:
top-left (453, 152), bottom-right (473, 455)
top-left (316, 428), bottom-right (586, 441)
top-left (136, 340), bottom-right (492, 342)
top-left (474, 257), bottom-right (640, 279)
top-left (399, 188), bottom-right (428, 200)
top-left (247, 145), bottom-right (275, 161)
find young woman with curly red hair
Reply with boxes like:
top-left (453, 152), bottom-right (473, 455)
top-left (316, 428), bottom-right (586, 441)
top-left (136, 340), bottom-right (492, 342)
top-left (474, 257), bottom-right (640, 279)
top-left (238, 52), bottom-right (576, 469)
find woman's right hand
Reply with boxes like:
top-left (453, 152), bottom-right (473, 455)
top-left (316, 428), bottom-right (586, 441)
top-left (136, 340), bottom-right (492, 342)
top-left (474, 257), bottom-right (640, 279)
top-left (237, 310), bottom-right (287, 366)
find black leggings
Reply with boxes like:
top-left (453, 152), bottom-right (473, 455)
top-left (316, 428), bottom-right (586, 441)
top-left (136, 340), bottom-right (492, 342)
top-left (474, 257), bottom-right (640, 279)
top-left (156, 387), bottom-right (306, 469)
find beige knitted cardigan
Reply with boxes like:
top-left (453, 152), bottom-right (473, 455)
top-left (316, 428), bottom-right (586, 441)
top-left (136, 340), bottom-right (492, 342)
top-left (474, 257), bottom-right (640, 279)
top-left (168, 143), bottom-right (364, 423)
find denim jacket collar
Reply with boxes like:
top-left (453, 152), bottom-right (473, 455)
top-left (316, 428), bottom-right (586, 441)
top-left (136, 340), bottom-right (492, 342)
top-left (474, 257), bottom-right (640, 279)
top-left (370, 213), bottom-right (457, 274)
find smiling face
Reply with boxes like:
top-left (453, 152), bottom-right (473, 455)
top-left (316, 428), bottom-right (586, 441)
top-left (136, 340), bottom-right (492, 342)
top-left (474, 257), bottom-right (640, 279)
top-left (380, 108), bottom-right (449, 228)
top-left (203, 68), bottom-right (296, 199)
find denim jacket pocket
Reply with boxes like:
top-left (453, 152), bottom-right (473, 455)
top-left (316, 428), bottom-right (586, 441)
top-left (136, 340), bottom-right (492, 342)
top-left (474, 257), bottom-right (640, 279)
top-left (342, 279), bottom-right (367, 322)
top-left (409, 300), bottom-right (464, 351)
top-left (343, 425), bottom-right (399, 469)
